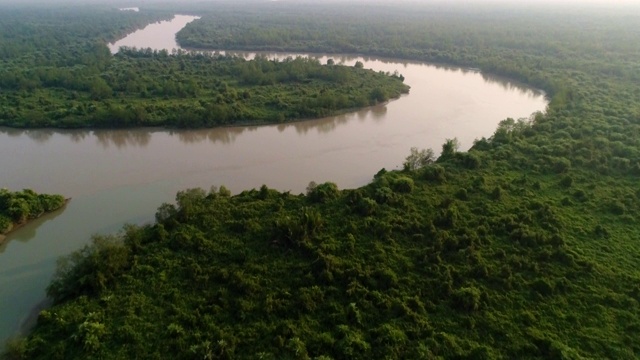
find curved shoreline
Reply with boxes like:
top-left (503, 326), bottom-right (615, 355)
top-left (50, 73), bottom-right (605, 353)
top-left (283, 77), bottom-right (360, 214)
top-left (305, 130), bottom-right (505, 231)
top-left (177, 46), bottom-right (549, 99)
top-left (0, 198), bottom-right (71, 246)
top-left (0, 93), bottom-right (408, 131)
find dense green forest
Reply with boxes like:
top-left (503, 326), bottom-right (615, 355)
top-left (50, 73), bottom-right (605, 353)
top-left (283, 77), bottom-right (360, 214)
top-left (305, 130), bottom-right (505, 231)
top-left (4, 1), bottom-right (640, 359)
top-left (174, 1), bottom-right (640, 97)
top-left (0, 6), bottom-right (408, 128)
top-left (0, 189), bottom-right (66, 242)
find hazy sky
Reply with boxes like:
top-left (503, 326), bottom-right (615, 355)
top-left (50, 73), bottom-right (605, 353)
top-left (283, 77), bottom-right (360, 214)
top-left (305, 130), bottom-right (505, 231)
top-left (0, 0), bottom-right (638, 10)
top-left (0, 0), bottom-right (638, 3)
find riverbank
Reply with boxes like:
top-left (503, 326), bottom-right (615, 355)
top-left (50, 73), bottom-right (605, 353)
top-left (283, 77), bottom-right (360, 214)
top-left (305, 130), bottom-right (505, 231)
top-left (0, 192), bottom-right (69, 246)
top-left (0, 46), bottom-right (409, 129)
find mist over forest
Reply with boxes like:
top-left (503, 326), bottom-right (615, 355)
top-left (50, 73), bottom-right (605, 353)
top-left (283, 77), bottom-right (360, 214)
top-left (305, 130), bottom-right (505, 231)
top-left (1, 0), bottom-right (639, 358)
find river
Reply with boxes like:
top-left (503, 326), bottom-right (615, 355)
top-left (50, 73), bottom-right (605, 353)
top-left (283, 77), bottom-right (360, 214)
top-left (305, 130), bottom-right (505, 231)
top-left (0, 14), bottom-right (547, 345)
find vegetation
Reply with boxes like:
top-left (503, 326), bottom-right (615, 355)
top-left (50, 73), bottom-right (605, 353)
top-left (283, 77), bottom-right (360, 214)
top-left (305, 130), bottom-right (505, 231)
top-left (0, 5), bottom-right (408, 128)
top-left (10, 153), bottom-right (640, 358)
top-left (0, 189), bottom-right (66, 239)
top-left (4, 0), bottom-right (640, 359)
top-left (174, 1), bottom-right (640, 98)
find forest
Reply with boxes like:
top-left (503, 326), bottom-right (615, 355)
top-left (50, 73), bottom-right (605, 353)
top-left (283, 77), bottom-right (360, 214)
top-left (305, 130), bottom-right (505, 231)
top-left (0, 189), bottom-right (66, 243)
top-left (3, 0), bottom-right (640, 359)
top-left (0, 5), bottom-right (408, 128)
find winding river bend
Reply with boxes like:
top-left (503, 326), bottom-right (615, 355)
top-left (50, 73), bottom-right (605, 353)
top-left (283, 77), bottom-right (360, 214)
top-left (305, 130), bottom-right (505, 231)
top-left (0, 14), bottom-right (547, 345)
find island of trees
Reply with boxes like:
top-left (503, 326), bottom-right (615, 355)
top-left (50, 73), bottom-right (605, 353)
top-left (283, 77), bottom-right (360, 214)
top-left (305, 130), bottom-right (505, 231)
top-left (0, 189), bottom-right (66, 244)
top-left (0, 6), bottom-right (408, 129)
top-left (3, 0), bottom-right (640, 359)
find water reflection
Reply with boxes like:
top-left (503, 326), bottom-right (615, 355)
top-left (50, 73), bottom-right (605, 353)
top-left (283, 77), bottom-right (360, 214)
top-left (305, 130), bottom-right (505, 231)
top-left (173, 126), bottom-right (253, 145)
top-left (0, 105), bottom-right (389, 149)
top-left (26, 130), bottom-right (54, 144)
top-left (69, 131), bottom-right (89, 143)
top-left (481, 73), bottom-right (546, 98)
top-left (95, 130), bottom-right (152, 149)
top-left (371, 104), bottom-right (389, 120)
top-left (0, 204), bottom-right (68, 254)
top-left (0, 128), bottom-right (53, 143)
top-left (288, 113), bottom-right (350, 135)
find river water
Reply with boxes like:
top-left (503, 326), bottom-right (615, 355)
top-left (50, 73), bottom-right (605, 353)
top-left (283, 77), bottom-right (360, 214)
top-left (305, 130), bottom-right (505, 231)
top-left (0, 15), bottom-right (547, 345)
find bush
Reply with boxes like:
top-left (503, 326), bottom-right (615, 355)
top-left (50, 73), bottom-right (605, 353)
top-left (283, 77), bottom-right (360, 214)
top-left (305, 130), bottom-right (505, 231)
top-left (452, 286), bottom-right (482, 312)
top-left (373, 168), bottom-right (387, 179)
top-left (391, 176), bottom-right (415, 193)
top-left (7, 198), bottom-right (29, 223)
top-left (456, 188), bottom-right (469, 201)
top-left (593, 224), bottom-right (610, 238)
top-left (47, 234), bottom-right (132, 303)
top-left (39, 194), bottom-right (65, 212)
top-left (3, 337), bottom-right (28, 360)
top-left (435, 206), bottom-right (460, 229)
top-left (423, 165), bottom-right (446, 183)
top-left (573, 189), bottom-right (587, 202)
top-left (308, 182), bottom-right (340, 203)
top-left (0, 215), bottom-right (12, 233)
top-left (357, 197), bottom-right (378, 216)
top-left (608, 201), bottom-right (626, 215)
top-left (374, 187), bottom-right (395, 204)
top-left (491, 186), bottom-right (502, 200)
top-left (551, 157), bottom-right (571, 173)
top-left (531, 278), bottom-right (555, 296)
top-left (559, 175), bottom-right (573, 188)
top-left (455, 152), bottom-right (481, 169)
top-left (439, 138), bottom-right (460, 161)
top-left (403, 147), bottom-right (434, 171)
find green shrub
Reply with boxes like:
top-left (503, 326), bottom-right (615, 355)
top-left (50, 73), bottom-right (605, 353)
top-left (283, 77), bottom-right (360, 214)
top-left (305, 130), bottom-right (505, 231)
top-left (3, 337), bottom-right (28, 360)
top-left (551, 157), bottom-right (571, 173)
top-left (608, 201), bottom-right (626, 215)
top-left (47, 234), bottom-right (132, 303)
top-left (391, 176), bottom-right (414, 193)
top-left (439, 138), bottom-right (459, 160)
top-left (491, 186), bottom-right (502, 200)
top-left (374, 186), bottom-right (395, 204)
top-left (0, 215), bottom-right (12, 233)
top-left (452, 287), bottom-right (482, 312)
top-left (456, 188), bottom-right (469, 201)
top-left (593, 224), bottom-right (610, 238)
top-left (373, 168), bottom-right (387, 179)
top-left (403, 147), bottom-right (435, 171)
top-left (423, 165), bottom-right (446, 183)
top-left (308, 182), bottom-right (340, 203)
top-left (573, 189), bottom-right (587, 202)
top-left (456, 152), bottom-right (482, 169)
top-left (559, 175), bottom-right (573, 188)
top-left (357, 197), bottom-right (377, 216)
top-left (531, 278), bottom-right (555, 296)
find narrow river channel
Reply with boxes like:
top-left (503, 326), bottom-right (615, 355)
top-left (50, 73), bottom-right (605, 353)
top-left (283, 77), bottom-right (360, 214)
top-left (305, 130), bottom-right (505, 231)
top-left (0, 14), bottom-right (547, 345)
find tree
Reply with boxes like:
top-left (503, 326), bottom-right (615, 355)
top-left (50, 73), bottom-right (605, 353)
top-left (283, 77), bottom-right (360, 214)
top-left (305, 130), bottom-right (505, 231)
top-left (439, 138), bottom-right (460, 160)
top-left (369, 87), bottom-right (387, 103)
top-left (8, 198), bottom-right (30, 223)
top-left (403, 147), bottom-right (435, 171)
top-left (89, 77), bottom-right (112, 100)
